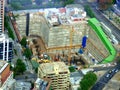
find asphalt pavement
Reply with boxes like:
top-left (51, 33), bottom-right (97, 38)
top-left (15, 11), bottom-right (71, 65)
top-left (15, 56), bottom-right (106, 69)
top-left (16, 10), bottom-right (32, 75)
top-left (92, 64), bottom-right (120, 90)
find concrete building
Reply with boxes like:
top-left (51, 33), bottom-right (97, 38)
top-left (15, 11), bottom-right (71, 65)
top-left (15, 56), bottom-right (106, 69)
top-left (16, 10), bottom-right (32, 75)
top-left (0, 60), bottom-right (15, 90)
top-left (0, 34), bottom-right (13, 62)
top-left (38, 62), bottom-right (70, 90)
top-left (0, 0), bottom-right (4, 33)
top-left (13, 5), bottom-right (87, 57)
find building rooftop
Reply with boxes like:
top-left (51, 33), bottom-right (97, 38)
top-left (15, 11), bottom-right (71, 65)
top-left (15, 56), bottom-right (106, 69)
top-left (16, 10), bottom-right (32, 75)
top-left (39, 62), bottom-right (69, 74)
top-left (0, 34), bottom-right (6, 41)
top-left (0, 34), bottom-right (13, 42)
top-left (13, 4), bottom-right (86, 26)
top-left (14, 81), bottom-right (31, 90)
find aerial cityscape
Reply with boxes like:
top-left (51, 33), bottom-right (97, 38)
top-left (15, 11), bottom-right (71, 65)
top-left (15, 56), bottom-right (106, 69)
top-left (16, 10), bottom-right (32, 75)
top-left (0, 0), bottom-right (120, 90)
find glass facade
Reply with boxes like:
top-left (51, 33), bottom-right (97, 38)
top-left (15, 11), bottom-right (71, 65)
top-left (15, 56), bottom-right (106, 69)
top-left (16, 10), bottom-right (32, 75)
top-left (0, 0), bottom-right (4, 33)
top-left (0, 41), bottom-right (13, 62)
top-left (0, 43), bottom-right (3, 59)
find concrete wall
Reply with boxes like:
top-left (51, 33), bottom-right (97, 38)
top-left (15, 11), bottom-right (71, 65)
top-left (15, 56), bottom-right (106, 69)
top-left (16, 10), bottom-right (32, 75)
top-left (86, 26), bottom-right (109, 63)
top-left (15, 14), bottom-right (26, 37)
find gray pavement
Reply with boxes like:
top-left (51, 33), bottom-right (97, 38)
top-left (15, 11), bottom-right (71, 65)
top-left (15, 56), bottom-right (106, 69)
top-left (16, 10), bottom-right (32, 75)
top-left (15, 71), bottom-right (37, 82)
top-left (92, 64), bottom-right (120, 90)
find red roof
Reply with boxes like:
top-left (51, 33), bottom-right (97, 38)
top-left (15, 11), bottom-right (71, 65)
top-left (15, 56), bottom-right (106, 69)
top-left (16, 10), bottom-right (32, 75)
top-left (1, 71), bottom-right (12, 84)
top-left (59, 8), bottom-right (66, 13)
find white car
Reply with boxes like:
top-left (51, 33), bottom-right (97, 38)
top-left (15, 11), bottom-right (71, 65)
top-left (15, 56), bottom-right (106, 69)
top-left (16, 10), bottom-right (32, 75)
top-left (111, 38), bottom-right (119, 45)
top-left (106, 74), bottom-right (110, 78)
top-left (115, 69), bottom-right (119, 72)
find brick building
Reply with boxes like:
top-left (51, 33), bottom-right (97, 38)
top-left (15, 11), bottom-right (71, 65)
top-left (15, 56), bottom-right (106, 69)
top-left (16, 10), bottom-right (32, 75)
top-left (0, 60), bottom-right (15, 90)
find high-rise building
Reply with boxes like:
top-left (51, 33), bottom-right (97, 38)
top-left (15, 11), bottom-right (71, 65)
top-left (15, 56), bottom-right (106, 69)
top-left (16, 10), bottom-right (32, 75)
top-left (0, 60), bottom-right (16, 90)
top-left (0, 0), bottom-right (4, 33)
top-left (38, 62), bottom-right (70, 90)
top-left (0, 34), bottom-right (13, 62)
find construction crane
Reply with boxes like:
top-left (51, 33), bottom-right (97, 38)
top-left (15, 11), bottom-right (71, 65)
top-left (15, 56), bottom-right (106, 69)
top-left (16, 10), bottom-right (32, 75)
top-left (68, 26), bottom-right (74, 64)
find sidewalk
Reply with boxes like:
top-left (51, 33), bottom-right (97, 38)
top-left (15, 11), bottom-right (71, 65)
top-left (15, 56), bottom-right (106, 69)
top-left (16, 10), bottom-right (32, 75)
top-left (102, 13), bottom-right (120, 30)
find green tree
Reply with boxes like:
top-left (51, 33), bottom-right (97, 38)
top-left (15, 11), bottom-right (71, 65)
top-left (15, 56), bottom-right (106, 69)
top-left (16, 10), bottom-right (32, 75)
top-left (11, 2), bottom-right (22, 10)
top-left (112, 0), bottom-right (116, 4)
top-left (69, 66), bottom-right (76, 72)
top-left (20, 37), bottom-right (27, 47)
top-left (84, 5), bottom-right (95, 18)
top-left (24, 48), bottom-right (32, 60)
top-left (79, 72), bottom-right (97, 90)
top-left (4, 15), bottom-right (15, 40)
top-left (64, 0), bottom-right (74, 6)
top-left (35, 68), bottom-right (38, 73)
top-left (7, 26), bottom-right (15, 40)
top-left (14, 59), bottom-right (26, 75)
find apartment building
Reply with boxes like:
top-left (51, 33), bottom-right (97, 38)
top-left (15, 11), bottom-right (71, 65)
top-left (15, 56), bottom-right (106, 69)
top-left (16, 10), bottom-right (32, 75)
top-left (38, 62), bottom-right (70, 90)
top-left (0, 0), bottom-right (4, 33)
top-left (0, 34), bottom-right (13, 62)
top-left (0, 60), bottom-right (15, 90)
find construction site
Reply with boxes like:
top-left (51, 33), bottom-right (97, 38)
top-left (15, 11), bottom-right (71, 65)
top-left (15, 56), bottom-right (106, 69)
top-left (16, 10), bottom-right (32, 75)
top-left (11, 4), bottom-right (117, 65)
top-left (38, 62), bottom-right (70, 90)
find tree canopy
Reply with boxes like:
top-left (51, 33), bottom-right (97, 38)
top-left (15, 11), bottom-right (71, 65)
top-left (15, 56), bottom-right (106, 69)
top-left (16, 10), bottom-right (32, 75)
top-left (4, 15), bottom-right (15, 40)
top-left (84, 5), bottom-right (95, 18)
top-left (10, 0), bottom-right (32, 10)
top-left (20, 37), bottom-right (27, 47)
top-left (11, 2), bottom-right (23, 10)
top-left (69, 66), bottom-right (76, 72)
top-left (14, 59), bottom-right (26, 75)
top-left (23, 48), bottom-right (32, 60)
top-left (79, 72), bottom-right (97, 90)
top-left (64, 0), bottom-right (74, 6)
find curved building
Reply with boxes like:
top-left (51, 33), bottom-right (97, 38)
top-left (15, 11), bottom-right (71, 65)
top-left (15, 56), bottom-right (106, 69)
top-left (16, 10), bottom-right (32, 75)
top-left (88, 18), bottom-right (117, 63)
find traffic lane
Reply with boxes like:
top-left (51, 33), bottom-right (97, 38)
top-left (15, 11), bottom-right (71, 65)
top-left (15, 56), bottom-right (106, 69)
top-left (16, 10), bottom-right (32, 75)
top-left (91, 7), bottom-right (120, 41)
top-left (92, 65), bottom-right (120, 90)
top-left (91, 82), bottom-right (105, 90)
top-left (93, 66), bottom-right (115, 71)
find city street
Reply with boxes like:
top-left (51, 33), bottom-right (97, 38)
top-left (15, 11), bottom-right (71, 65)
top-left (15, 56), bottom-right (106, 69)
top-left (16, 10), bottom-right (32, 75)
top-left (89, 2), bottom-right (120, 42)
top-left (92, 64), bottom-right (120, 90)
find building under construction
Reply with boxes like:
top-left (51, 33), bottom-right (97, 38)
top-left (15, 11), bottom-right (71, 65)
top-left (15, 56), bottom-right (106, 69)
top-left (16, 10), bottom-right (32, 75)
top-left (12, 4), bottom-right (116, 64)
top-left (38, 62), bottom-right (70, 90)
